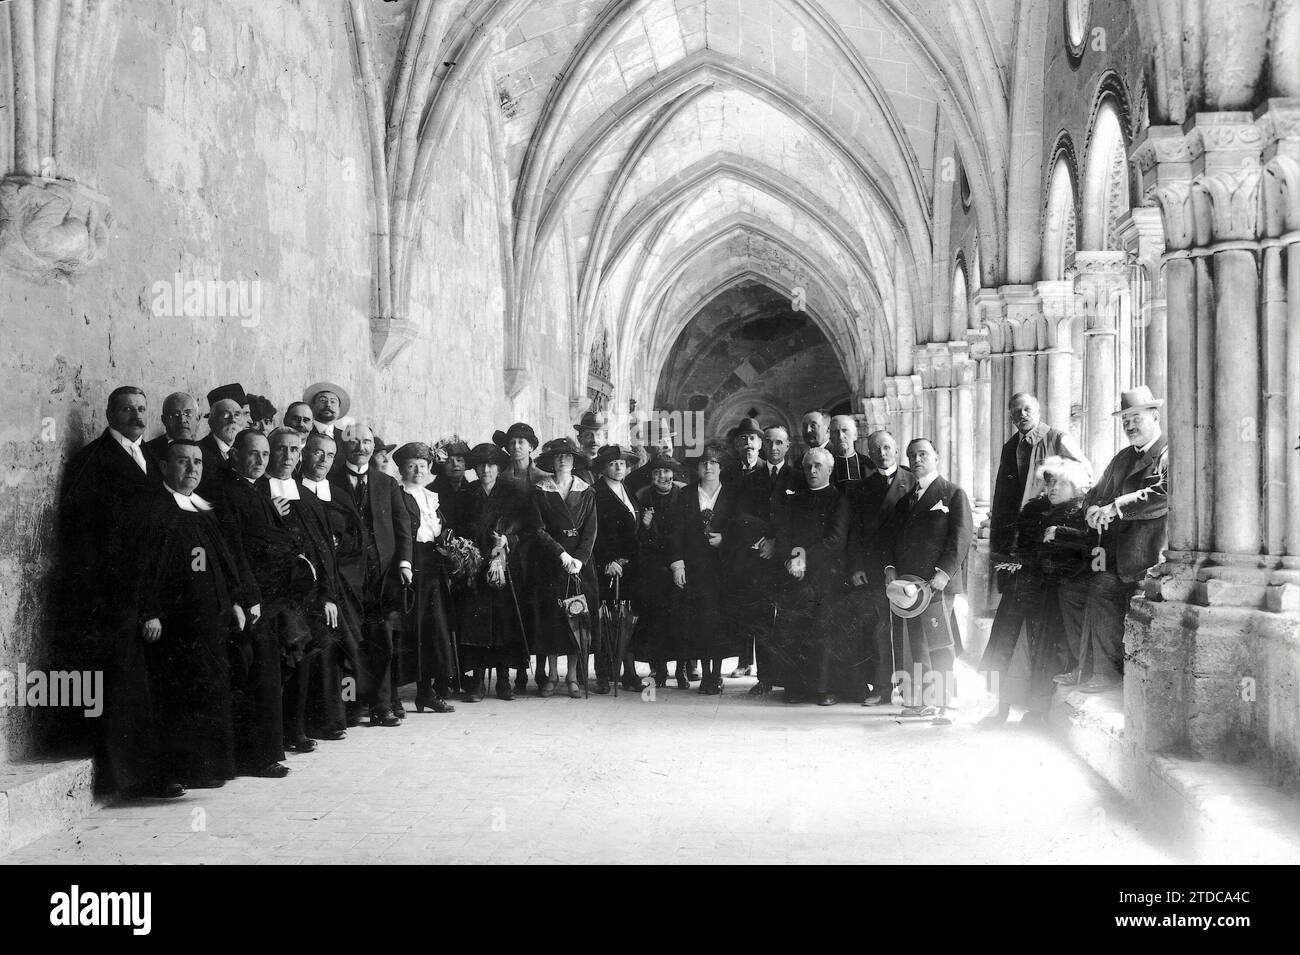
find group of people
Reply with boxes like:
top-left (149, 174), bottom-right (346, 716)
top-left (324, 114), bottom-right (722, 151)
top-left (59, 374), bottom-right (1167, 799)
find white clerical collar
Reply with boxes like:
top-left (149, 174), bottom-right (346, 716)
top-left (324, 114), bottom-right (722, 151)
top-left (167, 487), bottom-right (212, 511)
top-left (268, 475), bottom-right (300, 500)
top-left (302, 477), bottom-right (331, 501)
top-left (916, 472), bottom-right (939, 492)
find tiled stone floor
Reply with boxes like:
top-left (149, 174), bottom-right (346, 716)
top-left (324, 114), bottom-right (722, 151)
top-left (2, 675), bottom-right (1177, 864)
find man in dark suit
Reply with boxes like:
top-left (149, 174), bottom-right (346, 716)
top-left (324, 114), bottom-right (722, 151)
top-left (886, 438), bottom-right (973, 725)
top-left (60, 386), bottom-right (171, 797)
top-left (283, 401), bottom-right (314, 435)
top-left (142, 391), bottom-right (201, 465)
top-left (723, 417), bottom-right (772, 678)
top-left (1067, 386), bottom-right (1168, 693)
top-left (849, 429), bottom-right (917, 705)
top-left (789, 408), bottom-right (831, 490)
top-left (197, 382), bottom-right (248, 500)
top-left (330, 424), bottom-right (414, 726)
top-left (304, 381), bottom-right (350, 479)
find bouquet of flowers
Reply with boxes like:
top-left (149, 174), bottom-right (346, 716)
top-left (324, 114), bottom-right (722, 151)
top-left (435, 527), bottom-right (484, 585)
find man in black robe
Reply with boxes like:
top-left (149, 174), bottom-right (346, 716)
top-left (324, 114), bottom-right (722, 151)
top-left (722, 416), bottom-right (773, 679)
top-left (769, 448), bottom-right (852, 705)
top-left (264, 428), bottom-right (341, 747)
top-left (828, 414), bottom-right (868, 487)
top-left (60, 386), bottom-right (169, 797)
top-left (137, 440), bottom-right (250, 790)
top-left (197, 382), bottom-right (248, 500)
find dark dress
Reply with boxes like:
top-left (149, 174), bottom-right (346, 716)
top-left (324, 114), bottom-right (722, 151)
top-left (675, 482), bottom-right (746, 659)
top-left (631, 483), bottom-right (688, 665)
top-left (529, 476), bottom-right (602, 659)
top-left (458, 480), bottom-right (532, 668)
top-left (395, 487), bottom-right (458, 692)
top-left (137, 495), bottom-right (244, 785)
top-left (724, 461), bottom-right (776, 663)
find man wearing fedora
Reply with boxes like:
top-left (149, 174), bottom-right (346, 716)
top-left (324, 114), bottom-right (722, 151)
top-left (573, 409), bottom-right (606, 484)
top-left (197, 382), bottom-right (248, 500)
top-left (1063, 386), bottom-right (1168, 693)
top-left (885, 438), bottom-right (973, 725)
top-left (627, 417), bottom-right (678, 498)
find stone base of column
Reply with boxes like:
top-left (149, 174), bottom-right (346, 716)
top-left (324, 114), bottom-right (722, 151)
top-left (1125, 591), bottom-right (1300, 789)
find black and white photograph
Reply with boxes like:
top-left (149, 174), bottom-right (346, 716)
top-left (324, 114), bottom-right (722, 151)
top-left (0, 0), bottom-right (1293, 913)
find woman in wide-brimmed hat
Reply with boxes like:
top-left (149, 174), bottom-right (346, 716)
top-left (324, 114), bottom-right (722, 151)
top-left (392, 442), bottom-right (457, 714)
top-left (591, 444), bottom-right (646, 693)
top-left (631, 449), bottom-right (691, 687)
top-left (493, 421), bottom-right (547, 691)
top-left (457, 442), bottom-right (533, 700)
top-left (529, 437), bottom-right (602, 698)
top-left (673, 442), bottom-right (745, 694)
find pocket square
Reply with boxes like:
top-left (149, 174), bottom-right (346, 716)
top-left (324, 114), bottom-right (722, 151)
top-left (929, 500), bottom-right (949, 513)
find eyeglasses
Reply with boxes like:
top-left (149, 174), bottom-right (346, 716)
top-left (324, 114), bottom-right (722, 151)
top-left (164, 410), bottom-right (199, 420)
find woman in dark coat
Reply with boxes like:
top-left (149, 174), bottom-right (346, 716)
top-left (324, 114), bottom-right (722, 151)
top-left (137, 440), bottom-right (250, 791)
top-left (981, 455), bottom-right (1095, 724)
top-left (673, 443), bottom-right (744, 694)
top-left (459, 442), bottom-right (532, 700)
top-left (394, 442), bottom-right (458, 713)
top-left (592, 443), bottom-right (645, 694)
top-left (494, 421), bottom-right (548, 693)
top-left (529, 437), bottom-right (602, 699)
top-left (632, 450), bottom-right (689, 687)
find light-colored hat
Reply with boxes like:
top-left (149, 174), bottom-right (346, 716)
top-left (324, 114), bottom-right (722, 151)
top-left (303, 381), bottom-right (351, 418)
top-left (885, 575), bottom-right (933, 619)
top-left (1112, 385), bottom-right (1164, 416)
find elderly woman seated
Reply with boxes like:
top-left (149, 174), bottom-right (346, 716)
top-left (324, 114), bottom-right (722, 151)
top-left (979, 455), bottom-right (1095, 726)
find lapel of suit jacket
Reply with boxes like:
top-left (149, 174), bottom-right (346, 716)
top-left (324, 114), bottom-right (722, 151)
top-left (908, 476), bottom-right (946, 522)
top-left (879, 470), bottom-right (909, 515)
top-left (1122, 434), bottom-right (1167, 483)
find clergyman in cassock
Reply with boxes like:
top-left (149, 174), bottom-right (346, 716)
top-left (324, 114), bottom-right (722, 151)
top-left (768, 448), bottom-right (853, 705)
top-left (60, 386), bottom-right (169, 797)
top-left (885, 438), bottom-right (973, 726)
top-left (211, 430), bottom-right (290, 777)
top-left (137, 440), bottom-right (250, 790)
top-left (197, 382), bottom-right (248, 500)
top-left (828, 414), bottom-right (868, 488)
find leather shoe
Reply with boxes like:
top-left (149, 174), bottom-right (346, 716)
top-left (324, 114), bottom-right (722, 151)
top-left (248, 762), bottom-right (290, 778)
top-left (594, 679), bottom-right (611, 695)
top-left (313, 729), bottom-right (347, 741)
top-left (188, 777), bottom-right (226, 789)
top-left (136, 781), bottom-right (186, 799)
top-left (784, 689), bottom-right (805, 704)
top-left (496, 680), bottom-right (515, 701)
top-left (285, 736), bottom-right (319, 751)
top-left (391, 701), bottom-right (407, 720)
top-left (861, 693), bottom-right (883, 706)
top-left (369, 710), bottom-right (401, 727)
top-left (539, 681), bottom-right (555, 698)
top-left (816, 693), bottom-right (837, 706)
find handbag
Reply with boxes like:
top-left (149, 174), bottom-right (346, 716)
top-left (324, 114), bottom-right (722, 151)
top-left (558, 572), bottom-right (589, 617)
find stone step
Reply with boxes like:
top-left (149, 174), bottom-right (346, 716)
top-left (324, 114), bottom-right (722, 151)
top-left (0, 756), bottom-right (99, 856)
top-left (1053, 686), bottom-right (1300, 863)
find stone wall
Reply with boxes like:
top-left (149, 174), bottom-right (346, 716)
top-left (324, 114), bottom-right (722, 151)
top-left (0, 1), bottom-right (574, 761)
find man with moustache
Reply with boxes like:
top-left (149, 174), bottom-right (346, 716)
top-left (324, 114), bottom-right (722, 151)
top-left (198, 382), bottom-right (249, 500)
top-left (303, 381), bottom-right (350, 478)
top-left (60, 386), bottom-right (169, 797)
top-left (724, 416), bottom-right (773, 679)
top-left (848, 430), bottom-right (917, 706)
top-left (264, 428), bottom-right (342, 746)
top-left (886, 438), bottom-right (973, 726)
top-left (330, 424), bottom-right (414, 725)
top-left (143, 391), bottom-right (201, 465)
top-left (283, 401), bottom-right (315, 435)
top-left (827, 414), bottom-right (868, 488)
top-left (790, 409), bottom-right (832, 490)
top-left (1063, 387), bottom-right (1168, 693)
top-left (137, 440), bottom-right (251, 791)
top-left (745, 424), bottom-right (797, 695)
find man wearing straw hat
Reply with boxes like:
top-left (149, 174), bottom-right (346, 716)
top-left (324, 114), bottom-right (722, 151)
top-left (303, 381), bottom-right (351, 479)
top-left (1064, 386), bottom-right (1168, 694)
top-left (884, 438), bottom-right (973, 725)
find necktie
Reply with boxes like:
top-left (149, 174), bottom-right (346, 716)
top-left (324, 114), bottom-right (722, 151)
top-left (353, 473), bottom-right (367, 511)
top-left (128, 441), bottom-right (147, 473)
top-left (909, 483), bottom-right (923, 509)
top-left (1016, 433), bottom-right (1032, 481)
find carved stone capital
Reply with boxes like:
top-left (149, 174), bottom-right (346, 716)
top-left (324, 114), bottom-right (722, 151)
top-left (369, 314), bottom-right (416, 366)
top-left (504, 366), bottom-right (532, 402)
top-left (0, 176), bottom-right (112, 280)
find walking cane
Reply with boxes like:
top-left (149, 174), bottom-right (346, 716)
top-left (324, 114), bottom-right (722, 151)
top-left (496, 520), bottom-right (533, 674)
top-left (439, 572), bottom-right (464, 695)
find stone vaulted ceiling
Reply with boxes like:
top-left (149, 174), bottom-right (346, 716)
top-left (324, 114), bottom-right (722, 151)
top-left (356, 0), bottom-right (1018, 396)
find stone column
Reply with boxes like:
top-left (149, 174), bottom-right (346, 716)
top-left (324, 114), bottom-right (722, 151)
top-left (1069, 252), bottom-right (1128, 470)
top-left (1116, 208), bottom-right (1169, 397)
top-left (953, 354), bottom-right (976, 496)
top-left (967, 328), bottom-right (993, 507)
top-left (1036, 280), bottom-right (1077, 438)
top-left (972, 289), bottom-right (1008, 489)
